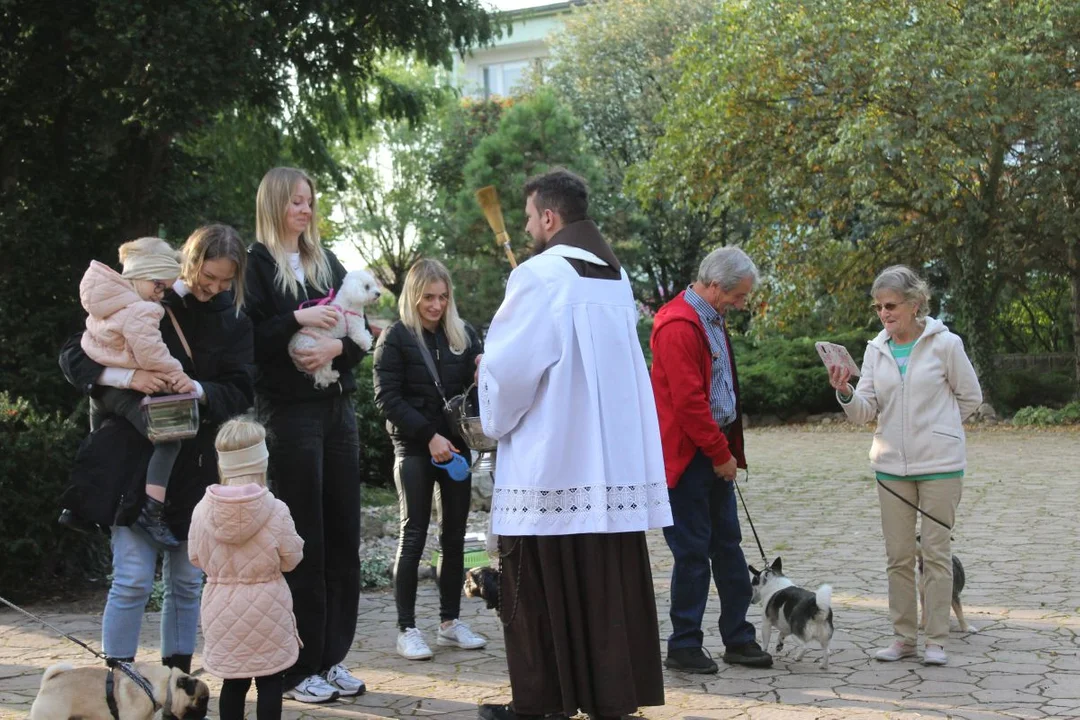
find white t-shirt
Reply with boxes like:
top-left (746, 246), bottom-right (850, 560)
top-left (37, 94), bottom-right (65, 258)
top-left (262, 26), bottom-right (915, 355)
top-left (287, 252), bottom-right (305, 284)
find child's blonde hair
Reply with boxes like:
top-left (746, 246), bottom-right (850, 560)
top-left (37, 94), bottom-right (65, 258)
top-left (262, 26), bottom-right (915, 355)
top-left (215, 415), bottom-right (269, 487)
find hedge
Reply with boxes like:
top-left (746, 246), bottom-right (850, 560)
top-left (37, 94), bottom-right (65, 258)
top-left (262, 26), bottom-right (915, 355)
top-left (0, 393), bottom-right (109, 599)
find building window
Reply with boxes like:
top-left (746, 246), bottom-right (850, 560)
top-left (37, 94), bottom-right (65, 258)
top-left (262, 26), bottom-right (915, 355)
top-left (482, 60), bottom-right (530, 98)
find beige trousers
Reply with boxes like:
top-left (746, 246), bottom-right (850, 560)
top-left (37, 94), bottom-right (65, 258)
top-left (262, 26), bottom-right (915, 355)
top-left (877, 477), bottom-right (962, 646)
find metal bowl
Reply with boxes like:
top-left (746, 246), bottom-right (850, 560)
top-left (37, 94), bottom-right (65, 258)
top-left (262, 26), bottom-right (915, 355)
top-left (455, 415), bottom-right (498, 452)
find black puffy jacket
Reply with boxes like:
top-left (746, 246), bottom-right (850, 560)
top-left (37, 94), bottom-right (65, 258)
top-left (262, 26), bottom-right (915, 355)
top-left (243, 242), bottom-right (369, 404)
top-left (58, 288), bottom-right (255, 539)
top-left (372, 320), bottom-right (483, 457)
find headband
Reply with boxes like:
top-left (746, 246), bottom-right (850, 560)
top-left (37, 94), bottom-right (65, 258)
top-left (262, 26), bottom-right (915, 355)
top-left (217, 441), bottom-right (269, 479)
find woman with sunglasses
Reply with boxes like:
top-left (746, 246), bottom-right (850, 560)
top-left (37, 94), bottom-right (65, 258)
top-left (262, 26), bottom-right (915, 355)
top-left (827, 265), bottom-right (982, 667)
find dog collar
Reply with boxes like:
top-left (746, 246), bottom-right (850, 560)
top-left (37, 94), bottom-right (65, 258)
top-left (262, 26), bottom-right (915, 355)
top-left (106, 662), bottom-right (162, 718)
top-left (105, 669), bottom-right (120, 720)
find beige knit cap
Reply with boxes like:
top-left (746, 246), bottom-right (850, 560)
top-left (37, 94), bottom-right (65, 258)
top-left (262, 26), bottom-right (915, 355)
top-left (118, 237), bottom-right (182, 280)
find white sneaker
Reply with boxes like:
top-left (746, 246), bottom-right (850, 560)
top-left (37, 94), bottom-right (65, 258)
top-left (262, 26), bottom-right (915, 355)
top-left (283, 674), bottom-right (340, 703)
top-left (325, 663), bottom-right (366, 696)
top-left (397, 627), bottom-right (434, 660)
top-left (874, 641), bottom-right (917, 662)
top-left (924, 645), bottom-right (948, 665)
top-left (436, 619), bottom-right (488, 649)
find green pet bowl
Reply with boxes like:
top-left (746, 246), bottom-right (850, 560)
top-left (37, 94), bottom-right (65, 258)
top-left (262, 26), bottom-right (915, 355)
top-left (431, 547), bottom-right (490, 568)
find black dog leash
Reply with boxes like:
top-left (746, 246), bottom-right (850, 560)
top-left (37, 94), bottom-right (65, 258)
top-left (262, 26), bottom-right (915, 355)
top-left (732, 469), bottom-right (769, 567)
top-left (876, 479), bottom-right (953, 530)
top-left (0, 594), bottom-right (161, 713)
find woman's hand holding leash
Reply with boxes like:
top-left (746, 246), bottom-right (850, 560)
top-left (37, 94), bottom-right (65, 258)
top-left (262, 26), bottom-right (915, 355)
top-left (294, 305), bottom-right (339, 330)
top-left (429, 433), bottom-right (460, 463)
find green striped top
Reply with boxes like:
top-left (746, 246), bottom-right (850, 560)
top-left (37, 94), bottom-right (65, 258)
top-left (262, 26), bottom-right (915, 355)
top-left (888, 338), bottom-right (917, 377)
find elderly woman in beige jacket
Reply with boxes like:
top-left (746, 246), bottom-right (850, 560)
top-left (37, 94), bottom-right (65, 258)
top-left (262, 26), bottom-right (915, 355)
top-left (829, 265), bottom-right (982, 667)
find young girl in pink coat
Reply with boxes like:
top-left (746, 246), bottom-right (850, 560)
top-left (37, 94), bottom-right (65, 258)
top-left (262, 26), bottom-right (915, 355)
top-left (188, 416), bottom-right (304, 720)
top-left (80, 236), bottom-right (195, 549)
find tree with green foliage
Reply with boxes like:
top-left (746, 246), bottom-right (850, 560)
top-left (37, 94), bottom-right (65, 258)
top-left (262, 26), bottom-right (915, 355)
top-left (0, 0), bottom-right (497, 414)
top-left (644, 0), bottom-right (1080, 400)
top-left (442, 89), bottom-right (607, 324)
top-left (547, 0), bottom-right (742, 308)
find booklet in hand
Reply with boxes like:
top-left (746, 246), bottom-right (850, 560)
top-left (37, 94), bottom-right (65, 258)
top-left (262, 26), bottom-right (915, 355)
top-left (815, 341), bottom-right (860, 377)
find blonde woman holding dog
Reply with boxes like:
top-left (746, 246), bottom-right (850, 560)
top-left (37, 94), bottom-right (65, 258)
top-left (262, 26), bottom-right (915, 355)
top-left (829, 265), bottom-right (982, 666)
top-left (371, 258), bottom-right (487, 661)
top-left (243, 167), bottom-right (369, 703)
top-left (189, 416), bottom-right (304, 720)
top-left (60, 224), bottom-right (253, 676)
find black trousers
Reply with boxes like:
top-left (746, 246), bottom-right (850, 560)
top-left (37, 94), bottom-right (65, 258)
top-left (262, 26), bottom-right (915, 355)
top-left (393, 454), bottom-right (473, 631)
top-left (261, 396), bottom-right (361, 690)
top-left (220, 673), bottom-right (284, 720)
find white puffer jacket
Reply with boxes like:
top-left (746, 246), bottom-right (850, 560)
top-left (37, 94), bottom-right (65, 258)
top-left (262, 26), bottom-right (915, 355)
top-left (839, 317), bottom-right (983, 476)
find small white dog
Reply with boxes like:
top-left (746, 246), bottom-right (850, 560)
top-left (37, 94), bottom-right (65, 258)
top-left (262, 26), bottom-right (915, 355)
top-left (750, 557), bottom-right (834, 669)
top-left (288, 269), bottom-right (381, 389)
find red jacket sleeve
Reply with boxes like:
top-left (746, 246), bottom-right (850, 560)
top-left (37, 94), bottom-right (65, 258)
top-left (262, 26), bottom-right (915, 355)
top-left (652, 319), bottom-right (733, 466)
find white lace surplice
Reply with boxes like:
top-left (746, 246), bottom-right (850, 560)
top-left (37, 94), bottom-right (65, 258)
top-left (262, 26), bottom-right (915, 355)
top-left (478, 246), bottom-right (672, 536)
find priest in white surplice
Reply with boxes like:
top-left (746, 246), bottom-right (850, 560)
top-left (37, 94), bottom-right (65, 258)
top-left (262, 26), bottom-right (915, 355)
top-left (476, 169), bottom-right (672, 720)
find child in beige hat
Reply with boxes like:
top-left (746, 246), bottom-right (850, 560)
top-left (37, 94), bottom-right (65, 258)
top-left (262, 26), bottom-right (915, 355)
top-left (79, 236), bottom-right (194, 548)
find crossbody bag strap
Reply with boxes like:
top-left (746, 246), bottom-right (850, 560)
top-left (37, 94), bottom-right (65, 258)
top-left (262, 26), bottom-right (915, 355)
top-left (164, 306), bottom-right (193, 361)
top-left (409, 329), bottom-right (450, 409)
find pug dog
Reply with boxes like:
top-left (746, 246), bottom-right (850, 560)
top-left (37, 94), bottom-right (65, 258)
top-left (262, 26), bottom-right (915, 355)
top-left (29, 661), bottom-right (209, 720)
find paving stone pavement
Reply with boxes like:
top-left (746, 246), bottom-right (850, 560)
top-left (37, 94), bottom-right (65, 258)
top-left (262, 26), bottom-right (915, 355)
top-left (3, 427), bottom-right (1079, 720)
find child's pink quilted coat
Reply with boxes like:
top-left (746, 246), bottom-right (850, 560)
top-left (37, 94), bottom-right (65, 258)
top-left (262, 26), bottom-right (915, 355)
top-left (188, 484), bottom-right (304, 679)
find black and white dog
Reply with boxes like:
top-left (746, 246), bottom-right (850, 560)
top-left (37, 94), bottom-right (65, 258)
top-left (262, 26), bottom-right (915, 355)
top-left (749, 557), bottom-right (834, 669)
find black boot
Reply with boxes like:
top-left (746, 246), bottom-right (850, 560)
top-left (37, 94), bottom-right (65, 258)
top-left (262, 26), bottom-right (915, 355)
top-left (136, 497), bottom-right (180, 549)
top-left (106, 656), bottom-right (135, 667)
top-left (162, 654), bottom-right (192, 673)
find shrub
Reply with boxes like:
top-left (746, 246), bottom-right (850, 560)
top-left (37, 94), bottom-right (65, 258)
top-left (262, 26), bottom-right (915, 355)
top-left (1012, 401), bottom-right (1080, 427)
top-left (732, 331), bottom-right (876, 418)
top-left (359, 553), bottom-right (393, 589)
top-left (354, 355), bottom-right (397, 488)
top-left (0, 393), bottom-right (109, 600)
top-left (995, 370), bottom-right (1075, 417)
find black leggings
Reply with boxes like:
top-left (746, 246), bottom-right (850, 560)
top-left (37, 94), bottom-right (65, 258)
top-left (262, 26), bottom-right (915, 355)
top-left (393, 454), bottom-right (473, 631)
top-left (219, 673), bottom-right (284, 720)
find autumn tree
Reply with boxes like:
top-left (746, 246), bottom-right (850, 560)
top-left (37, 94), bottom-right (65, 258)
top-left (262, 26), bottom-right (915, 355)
top-left (644, 0), bottom-right (1080, 399)
top-left (547, 0), bottom-right (742, 308)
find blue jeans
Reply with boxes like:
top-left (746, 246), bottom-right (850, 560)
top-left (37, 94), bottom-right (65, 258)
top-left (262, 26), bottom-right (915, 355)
top-left (664, 451), bottom-right (756, 651)
top-left (102, 526), bottom-right (203, 659)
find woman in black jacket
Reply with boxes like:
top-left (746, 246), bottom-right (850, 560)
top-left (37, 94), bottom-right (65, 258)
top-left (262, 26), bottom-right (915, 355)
top-left (59, 223), bottom-right (254, 673)
top-left (372, 258), bottom-right (487, 661)
top-left (243, 167), bottom-right (369, 703)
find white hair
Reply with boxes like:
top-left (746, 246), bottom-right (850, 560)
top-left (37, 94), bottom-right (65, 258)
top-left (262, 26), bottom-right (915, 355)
top-left (697, 246), bottom-right (759, 291)
top-left (871, 265), bottom-right (931, 318)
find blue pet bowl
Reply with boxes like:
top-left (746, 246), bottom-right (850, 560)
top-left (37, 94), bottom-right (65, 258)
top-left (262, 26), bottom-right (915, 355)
top-left (432, 452), bottom-right (470, 482)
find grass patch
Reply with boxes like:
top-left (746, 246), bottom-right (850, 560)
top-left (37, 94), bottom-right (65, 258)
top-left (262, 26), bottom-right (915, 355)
top-left (363, 484), bottom-right (398, 507)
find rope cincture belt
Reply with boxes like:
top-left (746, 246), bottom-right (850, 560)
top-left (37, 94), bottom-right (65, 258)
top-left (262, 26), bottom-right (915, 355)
top-left (0, 594), bottom-right (162, 717)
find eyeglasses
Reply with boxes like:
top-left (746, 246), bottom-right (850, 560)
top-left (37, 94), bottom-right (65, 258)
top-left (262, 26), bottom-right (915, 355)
top-left (871, 301), bottom-right (905, 313)
top-left (152, 281), bottom-right (170, 294)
